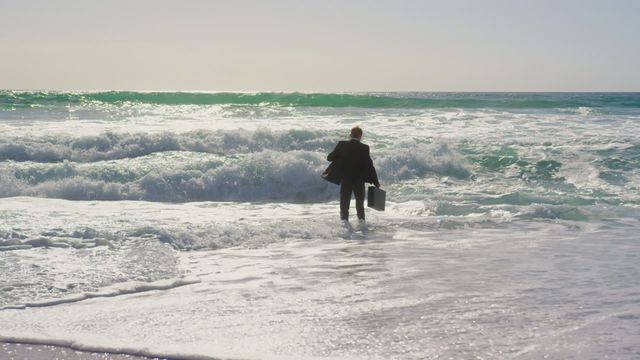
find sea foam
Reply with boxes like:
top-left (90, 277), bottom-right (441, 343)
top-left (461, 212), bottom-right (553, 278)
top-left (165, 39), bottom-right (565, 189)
top-left (0, 128), bottom-right (338, 163)
top-left (1, 140), bottom-right (472, 202)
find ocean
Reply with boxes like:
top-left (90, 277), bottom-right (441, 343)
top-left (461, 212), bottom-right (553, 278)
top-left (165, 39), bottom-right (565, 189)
top-left (0, 91), bottom-right (639, 359)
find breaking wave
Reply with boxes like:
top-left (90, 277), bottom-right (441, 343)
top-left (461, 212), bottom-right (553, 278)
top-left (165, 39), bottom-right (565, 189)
top-left (0, 142), bottom-right (471, 202)
top-left (0, 129), bottom-right (338, 163)
top-left (3, 91), bottom-right (640, 109)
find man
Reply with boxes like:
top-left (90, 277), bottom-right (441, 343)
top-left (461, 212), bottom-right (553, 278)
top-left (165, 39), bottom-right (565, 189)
top-left (326, 126), bottom-right (380, 222)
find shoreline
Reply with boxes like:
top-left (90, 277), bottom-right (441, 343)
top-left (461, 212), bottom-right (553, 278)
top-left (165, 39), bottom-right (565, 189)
top-left (1, 342), bottom-right (166, 360)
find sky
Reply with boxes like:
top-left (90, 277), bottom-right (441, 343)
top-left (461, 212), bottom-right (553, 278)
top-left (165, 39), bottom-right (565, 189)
top-left (1, 0), bottom-right (639, 92)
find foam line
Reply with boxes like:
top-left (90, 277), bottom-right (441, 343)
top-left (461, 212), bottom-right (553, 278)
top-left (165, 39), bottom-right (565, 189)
top-left (0, 277), bottom-right (201, 311)
top-left (0, 334), bottom-right (223, 360)
top-left (0, 244), bottom-right (32, 251)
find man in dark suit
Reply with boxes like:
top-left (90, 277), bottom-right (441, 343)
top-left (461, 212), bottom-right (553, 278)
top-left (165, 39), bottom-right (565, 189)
top-left (326, 126), bottom-right (380, 222)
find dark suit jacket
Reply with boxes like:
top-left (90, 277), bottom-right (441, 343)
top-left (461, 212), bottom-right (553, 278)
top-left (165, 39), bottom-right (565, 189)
top-left (323, 139), bottom-right (380, 186)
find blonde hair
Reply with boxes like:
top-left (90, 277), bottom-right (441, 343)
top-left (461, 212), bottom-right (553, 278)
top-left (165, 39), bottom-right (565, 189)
top-left (350, 126), bottom-right (363, 139)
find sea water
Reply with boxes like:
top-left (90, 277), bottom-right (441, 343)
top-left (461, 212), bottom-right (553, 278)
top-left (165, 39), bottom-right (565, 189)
top-left (0, 92), bottom-right (639, 359)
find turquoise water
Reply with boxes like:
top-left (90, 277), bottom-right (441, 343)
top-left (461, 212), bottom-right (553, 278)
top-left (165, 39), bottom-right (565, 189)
top-left (2, 90), bottom-right (640, 110)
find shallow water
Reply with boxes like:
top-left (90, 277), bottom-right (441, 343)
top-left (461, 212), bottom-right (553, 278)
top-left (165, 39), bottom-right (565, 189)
top-left (1, 92), bottom-right (639, 359)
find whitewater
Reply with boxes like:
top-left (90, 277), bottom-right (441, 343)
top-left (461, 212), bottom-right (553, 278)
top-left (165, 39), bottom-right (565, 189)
top-left (1, 91), bottom-right (639, 359)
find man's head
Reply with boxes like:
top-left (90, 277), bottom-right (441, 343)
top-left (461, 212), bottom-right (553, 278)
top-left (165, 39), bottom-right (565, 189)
top-left (350, 126), bottom-right (363, 140)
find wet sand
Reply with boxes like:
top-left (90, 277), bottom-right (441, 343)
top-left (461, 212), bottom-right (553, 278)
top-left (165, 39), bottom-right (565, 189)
top-left (0, 342), bottom-right (166, 360)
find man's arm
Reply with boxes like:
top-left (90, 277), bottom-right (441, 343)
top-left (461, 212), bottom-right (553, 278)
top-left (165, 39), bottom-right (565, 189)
top-left (327, 142), bottom-right (341, 162)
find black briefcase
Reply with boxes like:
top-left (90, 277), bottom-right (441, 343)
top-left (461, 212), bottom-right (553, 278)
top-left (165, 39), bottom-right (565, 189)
top-left (367, 186), bottom-right (386, 211)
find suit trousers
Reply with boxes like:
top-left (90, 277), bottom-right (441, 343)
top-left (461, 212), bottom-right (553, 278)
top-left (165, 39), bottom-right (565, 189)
top-left (340, 180), bottom-right (365, 220)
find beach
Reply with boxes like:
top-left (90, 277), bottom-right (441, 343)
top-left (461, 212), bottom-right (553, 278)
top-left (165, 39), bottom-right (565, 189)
top-left (1, 92), bottom-right (640, 359)
top-left (1, 342), bottom-right (158, 360)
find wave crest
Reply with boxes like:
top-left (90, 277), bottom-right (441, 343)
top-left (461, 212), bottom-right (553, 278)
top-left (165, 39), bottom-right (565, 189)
top-left (0, 129), bottom-right (338, 163)
top-left (1, 143), bottom-right (471, 202)
top-left (377, 142), bottom-right (471, 180)
top-left (3, 91), bottom-right (640, 109)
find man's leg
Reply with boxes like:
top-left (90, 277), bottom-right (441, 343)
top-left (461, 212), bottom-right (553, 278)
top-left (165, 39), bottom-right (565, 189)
top-left (340, 181), bottom-right (353, 220)
top-left (354, 182), bottom-right (366, 220)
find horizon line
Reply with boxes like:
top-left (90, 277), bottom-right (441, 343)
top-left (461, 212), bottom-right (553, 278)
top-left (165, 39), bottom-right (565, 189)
top-left (2, 89), bottom-right (640, 94)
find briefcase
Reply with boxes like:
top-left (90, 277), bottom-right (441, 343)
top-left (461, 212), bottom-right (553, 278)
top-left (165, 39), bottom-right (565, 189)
top-left (367, 186), bottom-right (386, 211)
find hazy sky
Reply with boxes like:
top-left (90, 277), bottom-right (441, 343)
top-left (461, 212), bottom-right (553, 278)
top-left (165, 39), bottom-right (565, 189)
top-left (1, 0), bottom-right (639, 91)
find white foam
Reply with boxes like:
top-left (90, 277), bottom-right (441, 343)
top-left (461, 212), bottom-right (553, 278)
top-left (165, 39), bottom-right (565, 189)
top-left (0, 334), bottom-right (220, 360)
top-left (1, 277), bottom-right (200, 311)
top-left (0, 224), bottom-right (637, 359)
top-left (0, 128), bottom-right (337, 163)
top-left (0, 141), bottom-right (472, 202)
